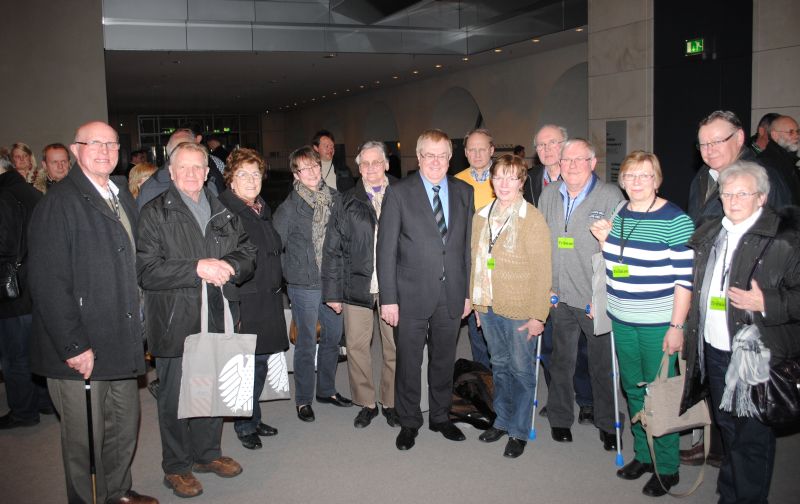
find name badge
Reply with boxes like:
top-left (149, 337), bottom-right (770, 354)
top-left (710, 296), bottom-right (726, 311)
top-left (612, 265), bottom-right (630, 278)
top-left (558, 237), bottom-right (575, 249)
top-left (487, 257), bottom-right (496, 270)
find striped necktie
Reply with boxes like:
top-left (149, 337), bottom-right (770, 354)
top-left (432, 185), bottom-right (447, 243)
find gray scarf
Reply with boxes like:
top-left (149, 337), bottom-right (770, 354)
top-left (294, 179), bottom-right (333, 269)
top-left (720, 323), bottom-right (771, 417)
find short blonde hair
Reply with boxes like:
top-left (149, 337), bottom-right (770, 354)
top-left (618, 150), bottom-right (663, 189)
top-left (128, 162), bottom-right (157, 199)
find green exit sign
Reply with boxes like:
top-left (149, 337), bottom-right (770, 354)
top-left (686, 38), bottom-right (704, 56)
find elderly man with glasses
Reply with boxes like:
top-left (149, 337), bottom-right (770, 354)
top-left (538, 138), bottom-right (624, 451)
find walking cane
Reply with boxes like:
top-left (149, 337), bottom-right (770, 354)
top-left (85, 379), bottom-right (97, 504)
top-left (530, 294), bottom-right (559, 441)
top-left (609, 332), bottom-right (624, 467)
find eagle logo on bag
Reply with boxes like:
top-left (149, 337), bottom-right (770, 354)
top-left (219, 354), bottom-right (255, 413)
top-left (267, 353), bottom-right (290, 394)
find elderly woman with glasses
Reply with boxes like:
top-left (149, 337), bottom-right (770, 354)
top-left (218, 148), bottom-right (289, 449)
top-left (470, 154), bottom-right (552, 459)
top-left (590, 151), bottom-right (695, 497)
top-left (321, 141), bottom-right (400, 429)
top-left (274, 146), bottom-right (351, 423)
top-left (680, 161), bottom-right (800, 504)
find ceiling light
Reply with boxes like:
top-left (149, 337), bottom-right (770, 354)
top-left (359, 84), bottom-right (365, 89)
top-left (374, 80), bottom-right (380, 84)
top-left (532, 38), bottom-right (540, 43)
top-left (462, 57), bottom-right (469, 61)
top-left (392, 75), bottom-right (399, 79)
top-left (322, 95), bottom-right (326, 98)
top-left (575, 27), bottom-right (584, 32)
top-left (332, 91), bottom-right (338, 95)
top-left (412, 70), bottom-right (420, 75)
top-left (324, 53), bottom-right (336, 59)
top-left (493, 48), bottom-right (502, 53)
top-left (345, 88), bottom-right (351, 92)
top-left (435, 64), bottom-right (443, 68)
top-left (312, 98), bottom-right (316, 101)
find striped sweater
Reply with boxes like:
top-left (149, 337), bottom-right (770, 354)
top-left (602, 201), bottom-right (694, 326)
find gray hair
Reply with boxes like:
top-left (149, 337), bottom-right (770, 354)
top-left (166, 130), bottom-right (197, 158)
top-left (169, 142), bottom-right (209, 167)
top-left (561, 138), bottom-right (595, 158)
top-left (699, 110), bottom-right (743, 130)
top-left (0, 151), bottom-right (12, 173)
top-left (718, 161), bottom-right (770, 196)
top-left (534, 124), bottom-right (568, 145)
top-left (464, 128), bottom-right (494, 147)
top-left (355, 141), bottom-right (388, 166)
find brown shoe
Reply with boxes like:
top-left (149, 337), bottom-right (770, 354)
top-left (163, 473), bottom-right (203, 498)
top-left (193, 456), bottom-right (243, 478)
top-left (112, 490), bottom-right (159, 504)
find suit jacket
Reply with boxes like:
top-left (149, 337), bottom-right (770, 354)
top-left (376, 172), bottom-right (473, 319)
top-left (522, 164), bottom-right (545, 207)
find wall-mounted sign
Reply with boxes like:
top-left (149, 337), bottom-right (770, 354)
top-left (685, 38), bottom-right (704, 56)
top-left (606, 120), bottom-right (627, 183)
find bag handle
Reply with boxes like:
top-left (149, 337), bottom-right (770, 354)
top-left (200, 280), bottom-right (235, 334)
top-left (646, 421), bottom-right (709, 497)
top-left (654, 351), bottom-right (686, 382)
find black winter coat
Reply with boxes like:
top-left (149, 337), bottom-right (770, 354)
top-left (218, 189), bottom-right (289, 354)
top-left (522, 164), bottom-right (545, 208)
top-left (273, 187), bottom-right (342, 289)
top-left (757, 140), bottom-right (800, 206)
top-left (0, 170), bottom-right (41, 318)
top-left (137, 184), bottom-right (257, 357)
top-left (321, 176), bottom-right (397, 307)
top-left (28, 167), bottom-right (145, 380)
top-left (680, 206), bottom-right (800, 414)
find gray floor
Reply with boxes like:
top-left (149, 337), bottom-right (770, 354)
top-left (1, 328), bottom-right (798, 504)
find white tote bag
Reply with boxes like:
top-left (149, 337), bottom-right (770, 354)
top-left (178, 282), bottom-right (257, 418)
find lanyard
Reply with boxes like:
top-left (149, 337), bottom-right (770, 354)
top-left (719, 235), bottom-right (731, 293)
top-left (564, 195), bottom-right (576, 232)
top-left (617, 195), bottom-right (657, 263)
top-left (487, 199), bottom-right (512, 255)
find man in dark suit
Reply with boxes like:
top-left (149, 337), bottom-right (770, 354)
top-left (377, 129), bottom-right (473, 451)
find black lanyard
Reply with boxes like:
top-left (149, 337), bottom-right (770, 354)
top-left (719, 235), bottom-right (730, 293)
top-left (487, 199), bottom-right (512, 255)
top-left (617, 195), bottom-right (657, 263)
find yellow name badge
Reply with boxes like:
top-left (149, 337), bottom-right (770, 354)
top-left (487, 257), bottom-right (496, 270)
top-left (710, 296), bottom-right (726, 311)
top-left (612, 265), bottom-right (630, 278)
top-left (558, 237), bottom-right (575, 249)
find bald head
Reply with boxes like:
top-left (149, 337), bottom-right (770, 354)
top-left (769, 116), bottom-right (799, 153)
top-left (167, 130), bottom-right (198, 158)
top-left (69, 121), bottom-right (120, 185)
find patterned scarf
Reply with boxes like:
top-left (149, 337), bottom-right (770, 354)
top-left (294, 179), bottom-right (333, 269)
top-left (364, 176), bottom-right (389, 293)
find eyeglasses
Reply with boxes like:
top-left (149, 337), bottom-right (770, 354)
top-left (559, 157), bottom-right (592, 167)
top-left (720, 191), bottom-right (760, 201)
top-left (359, 160), bottom-right (386, 170)
top-left (621, 173), bottom-right (655, 182)
top-left (420, 152), bottom-right (449, 162)
top-left (234, 171), bottom-right (262, 181)
top-left (466, 147), bottom-right (490, 156)
top-left (535, 139), bottom-right (564, 151)
top-left (696, 131), bottom-right (736, 151)
top-left (491, 176), bottom-right (520, 184)
top-left (296, 163), bottom-right (320, 173)
top-left (74, 141), bottom-right (121, 151)
top-left (773, 129), bottom-right (800, 136)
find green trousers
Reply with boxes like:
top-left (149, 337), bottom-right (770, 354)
top-left (612, 320), bottom-right (679, 475)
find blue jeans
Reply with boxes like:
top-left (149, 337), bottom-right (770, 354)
top-left (0, 314), bottom-right (49, 420)
top-left (467, 312), bottom-right (491, 368)
top-left (234, 353), bottom-right (269, 436)
top-left (705, 344), bottom-right (775, 504)
top-left (479, 308), bottom-right (537, 440)
top-left (287, 286), bottom-right (342, 406)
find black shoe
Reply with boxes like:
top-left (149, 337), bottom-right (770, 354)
top-left (0, 413), bottom-right (39, 429)
top-left (354, 406), bottom-right (379, 428)
top-left (338, 353), bottom-right (348, 363)
top-left (255, 422), bottom-right (278, 436)
top-left (396, 426), bottom-right (418, 450)
top-left (503, 438), bottom-right (527, 458)
top-left (316, 393), bottom-right (353, 407)
top-left (429, 421), bottom-right (466, 441)
top-left (478, 426), bottom-right (507, 443)
top-left (296, 404), bottom-right (315, 422)
top-left (642, 472), bottom-right (679, 497)
top-left (382, 406), bottom-right (400, 427)
top-left (600, 430), bottom-right (620, 451)
top-left (539, 406), bottom-right (548, 417)
top-left (616, 459), bottom-right (653, 480)
top-left (238, 433), bottom-right (262, 450)
top-left (578, 405), bottom-right (594, 425)
top-left (551, 427), bottom-right (572, 442)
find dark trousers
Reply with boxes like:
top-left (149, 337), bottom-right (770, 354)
top-left (540, 318), bottom-right (593, 407)
top-left (156, 356), bottom-right (223, 475)
top-left (234, 353), bottom-right (269, 437)
top-left (394, 284), bottom-right (460, 429)
top-left (466, 312), bottom-right (491, 368)
top-left (48, 378), bottom-right (139, 504)
top-left (0, 314), bottom-right (50, 420)
top-left (705, 344), bottom-right (775, 504)
top-left (547, 304), bottom-right (614, 432)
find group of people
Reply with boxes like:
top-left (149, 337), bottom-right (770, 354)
top-left (0, 109), bottom-right (798, 504)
